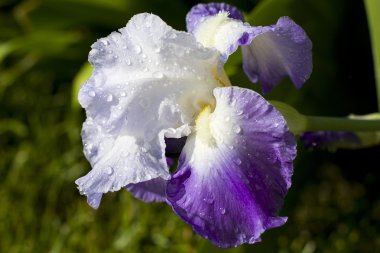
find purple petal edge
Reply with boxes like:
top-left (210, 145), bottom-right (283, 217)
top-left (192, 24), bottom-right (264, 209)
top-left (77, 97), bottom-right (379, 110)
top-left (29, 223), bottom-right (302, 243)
top-left (242, 16), bottom-right (313, 94)
top-left (186, 2), bottom-right (244, 33)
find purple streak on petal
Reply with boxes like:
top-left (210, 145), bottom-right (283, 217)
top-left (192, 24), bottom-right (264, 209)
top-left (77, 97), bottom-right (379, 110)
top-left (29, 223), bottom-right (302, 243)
top-left (186, 3), bottom-right (244, 33)
top-left (242, 17), bottom-right (312, 94)
top-left (300, 131), bottom-right (361, 149)
top-left (167, 87), bottom-right (296, 248)
top-left (126, 177), bottom-right (167, 202)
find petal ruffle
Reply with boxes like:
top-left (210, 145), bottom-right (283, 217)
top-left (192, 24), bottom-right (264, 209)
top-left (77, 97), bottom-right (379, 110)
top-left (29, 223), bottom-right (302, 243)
top-left (242, 17), bottom-right (312, 94)
top-left (166, 86), bottom-right (296, 247)
top-left (76, 13), bottom-right (222, 208)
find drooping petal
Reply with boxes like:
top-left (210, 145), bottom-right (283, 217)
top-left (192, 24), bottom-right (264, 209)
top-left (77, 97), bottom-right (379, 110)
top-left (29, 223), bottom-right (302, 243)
top-left (242, 17), bottom-right (312, 94)
top-left (300, 131), bottom-right (361, 149)
top-left (166, 86), bottom-right (296, 248)
top-left (76, 13), bottom-right (222, 208)
top-left (126, 177), bottom-right (167, 202)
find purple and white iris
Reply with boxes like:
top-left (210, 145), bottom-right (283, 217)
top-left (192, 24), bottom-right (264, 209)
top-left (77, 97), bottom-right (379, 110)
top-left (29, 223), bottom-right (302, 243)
top-left (76, 3), bottom-right (311, 248)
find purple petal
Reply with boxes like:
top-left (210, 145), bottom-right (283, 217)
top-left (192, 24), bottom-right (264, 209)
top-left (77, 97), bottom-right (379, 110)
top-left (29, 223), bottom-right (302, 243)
top-left (186, 3), bottom-right (244, 33)
top-left (242, 17), bottom-right (312, 94)
top-left (300, 131), bottom-right (361, 149)
top-left (166, 86), bottom-right (296, 248)
top-left (126, 177), bottom-right (167, 202)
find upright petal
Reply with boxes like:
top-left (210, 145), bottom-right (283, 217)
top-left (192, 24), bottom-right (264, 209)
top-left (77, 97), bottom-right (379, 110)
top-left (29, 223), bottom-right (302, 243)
top-left (76, 13), bottom-right (222, 208)
top-left (186, 3), bottom-right (244, 33)
top-left (186, 3), bottom-right (252, 62)
top-left (242, 17), bottom-right (312, 94)
top-left (167, 86), bottom-right (296, 247)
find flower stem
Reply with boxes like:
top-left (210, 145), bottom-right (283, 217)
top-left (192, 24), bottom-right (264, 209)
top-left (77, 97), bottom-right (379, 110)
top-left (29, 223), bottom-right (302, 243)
top-left (364, 0), bottom-right (380, 111)
top-left (305, 116), bottom-right (380, 132)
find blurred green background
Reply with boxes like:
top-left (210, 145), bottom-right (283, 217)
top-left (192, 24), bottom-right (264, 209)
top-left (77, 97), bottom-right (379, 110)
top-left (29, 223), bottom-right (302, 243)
top-left (1, 0), bottom-right (380, 252)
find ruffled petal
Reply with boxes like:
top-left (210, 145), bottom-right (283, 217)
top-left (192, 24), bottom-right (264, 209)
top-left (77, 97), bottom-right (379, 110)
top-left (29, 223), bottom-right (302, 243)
top-left (242, 17), bottom-right (312, 94)
top-left (186, 3), bottom-right (244, 33)
top-left (166, 86), bottom-right (296, 247)
top-left (76, 13), bottom-right (222, 208)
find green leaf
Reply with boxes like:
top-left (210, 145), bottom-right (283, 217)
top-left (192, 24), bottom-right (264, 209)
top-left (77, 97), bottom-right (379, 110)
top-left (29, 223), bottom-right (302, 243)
top-left (364, 0), bottom-right (380, 111)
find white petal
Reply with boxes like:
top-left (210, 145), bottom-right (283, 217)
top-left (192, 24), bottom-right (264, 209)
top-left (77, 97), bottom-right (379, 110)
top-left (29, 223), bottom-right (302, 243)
top-left (192, 12), bottom-right (252, 60)
top-left (76, 13), bottom-right (222, 207)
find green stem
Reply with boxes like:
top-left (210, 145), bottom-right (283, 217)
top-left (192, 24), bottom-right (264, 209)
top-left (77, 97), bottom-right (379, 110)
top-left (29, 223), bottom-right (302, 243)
top-left (364, 0), bottom-right (380, 111)
top-left (305, 116), bottom-right (380, 132)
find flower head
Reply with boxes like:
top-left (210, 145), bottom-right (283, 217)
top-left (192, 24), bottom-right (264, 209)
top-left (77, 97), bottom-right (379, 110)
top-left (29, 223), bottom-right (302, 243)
top-left (187, 2), bottom-right (313, 93)
top-left (75, 2), bottom-right (311, 247)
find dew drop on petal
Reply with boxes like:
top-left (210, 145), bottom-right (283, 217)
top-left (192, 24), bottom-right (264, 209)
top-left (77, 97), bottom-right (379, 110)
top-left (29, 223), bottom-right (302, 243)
top-left (89, 91), bottom-right (96, 97)
top-left (219, 207), bottom-right (226, 214)
top-left (225, 116), bottom-right (230, 122)
top-left (105, 166), bottom-right (113, 175)
top-left (120, 91), bottom-right (126, 97)
top-left (125, 59), bottom-right (132, 65)
top-left (134, 45), bottom-right (142, 54)
top-left (234, 158), bottom-right (242, 165)
top-left (106, 94), bottom-right (113, 102)
top-left (100, 39), bottom-right (110, 46)
top-left (233, 125), bottom-right (241, 134)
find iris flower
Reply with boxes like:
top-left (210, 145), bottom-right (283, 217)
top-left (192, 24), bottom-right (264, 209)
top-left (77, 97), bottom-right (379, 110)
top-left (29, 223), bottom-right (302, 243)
top-left (76, 3), bottom-right (311, 248)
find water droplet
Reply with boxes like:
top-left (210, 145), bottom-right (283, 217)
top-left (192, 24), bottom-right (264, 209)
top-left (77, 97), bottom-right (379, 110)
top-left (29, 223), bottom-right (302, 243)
top-left (100, 39), bottom-right (110, 46)
top-left (106, 94), bottom-right (113, 102)
top-left (134, 45), bottom-right (142, 54)
top-left (143, 67), bottom-right (149, 72)
top-left (120, 91), bottom-right (126, 97)
top-left (225, 116), bottom-right (230, 122)
top-left (203, 196), bottom-right (214, 204)
top-left (105, 166), bottom-right (113, 175)
top-left (234, 158), bottom-right (242, 165)
top-left (219, 207), bottom-right (226, 214)
top-left (142, 53), bottom-right (147, 59)
top-left (155, 47), bottom-right (161, 53)
top-left (89, 91), bottom-right (96, 97)
top-left (152, 71), bottom-right (164, 79)
top-left (236, 110), bottom-right (243, 116)
top-left (125, 59), bottom-right (132, 65)
top-left (234, 125), bottom-right (241, 134)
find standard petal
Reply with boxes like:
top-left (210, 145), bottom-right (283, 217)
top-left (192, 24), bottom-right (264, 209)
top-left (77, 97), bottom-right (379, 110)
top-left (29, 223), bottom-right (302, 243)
top-left (167, 86), bottom-right (296, 248)
top-left (76, 13), bottom-right (223, 208)
top-left (186, 3), bottom-right (244, 33)
top-left (186, 4), bottom-right (252, 62)
top-left (242, 17), bottom-right (312, 94)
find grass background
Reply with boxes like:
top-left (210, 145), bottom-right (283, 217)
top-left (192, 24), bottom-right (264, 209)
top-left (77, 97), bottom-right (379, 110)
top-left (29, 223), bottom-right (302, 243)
top-left (1, 0), bottom-right (380, 252)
